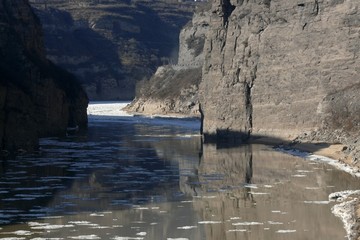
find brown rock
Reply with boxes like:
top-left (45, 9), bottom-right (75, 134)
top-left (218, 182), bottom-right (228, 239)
top-left (199, 0), bottom-right (360, 144)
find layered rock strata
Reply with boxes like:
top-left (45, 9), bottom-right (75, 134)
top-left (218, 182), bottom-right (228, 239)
top-left (199, 0), bottom-right (360, 148)
top-left (125, 8), bottom-right (210, 117)
top-left (0, 0), bottom-right (88, 152)
top-left (30, 0), bottom-right (198, 100)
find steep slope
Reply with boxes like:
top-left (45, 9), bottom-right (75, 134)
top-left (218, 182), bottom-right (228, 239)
top-left (0, 0), bottom-right (88, 152)
top-left (125, 7), bottom-right (210, 117)
top-left (30, 0), bottom-right (198, 100)
top-left (199, 0), bottom-right (360, 147)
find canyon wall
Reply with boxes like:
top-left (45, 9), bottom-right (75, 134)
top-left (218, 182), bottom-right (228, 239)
top-left (30, 0), bottom-right (197, 100)
top-left (125, 8), bottom-right (210, 117)
top-left (199, 0), bottom-right (360, 143)
top-left (0, 0), bottom-right (88, 152)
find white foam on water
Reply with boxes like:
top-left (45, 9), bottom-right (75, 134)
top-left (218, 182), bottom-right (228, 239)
top-left (136, 233), bottom-right (146, 236)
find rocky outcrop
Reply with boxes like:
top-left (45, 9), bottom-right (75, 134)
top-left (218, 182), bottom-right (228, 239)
top-left (0, 0), bottom-right (88, 152)
top-left (199, 0), bottom-right (360, 151)
top-left (30, 0), bottom-right (199, 100)
top-left (125, 7), bottom-right (210, 117)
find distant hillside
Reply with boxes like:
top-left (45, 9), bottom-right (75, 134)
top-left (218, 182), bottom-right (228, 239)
top-left (30, 0), bottom-right (202, 100)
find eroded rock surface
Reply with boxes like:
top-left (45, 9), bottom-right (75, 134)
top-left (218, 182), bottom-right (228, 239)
top-left (199, 0), bottom-right (360, 149)
top-left (125, 7), bottom-right (210, 117)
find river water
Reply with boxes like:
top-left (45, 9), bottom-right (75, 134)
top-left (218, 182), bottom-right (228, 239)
top-left (0, 102), bottom-right (359, 240)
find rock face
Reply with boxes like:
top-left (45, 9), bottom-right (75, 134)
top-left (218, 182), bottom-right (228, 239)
top-left (0, 0), bottom-right (88, 152)
top-left (125, 7), bottom-right (210, 117)
top-left (30, 0), bottom-right (198, 100)
top-left (199, 0), bottom-right (360, 145)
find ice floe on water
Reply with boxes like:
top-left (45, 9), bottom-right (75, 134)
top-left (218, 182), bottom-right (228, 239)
top-left (232, 222), bottom-right (264, 226)
top-left (177, 226), bottom-right (197, 230)
top-left (329, 190), bottom-right (360, 240)
top-left (68, 235), bottom-right (100, 239)
top-left (277, 148), bottom-right (360, 178)
top-left (303, 200), bottom-right (329, 204)
top-left (198, 221), bottom-right (222, 224)
top-left (276, 230), bottom-right (297, 233)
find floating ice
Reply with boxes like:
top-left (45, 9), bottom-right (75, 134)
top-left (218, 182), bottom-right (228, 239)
top-left (30, 224), bottom-right (74, 230)
top-left (232, 222), bottom-right (263, 226)
top-left (136, 233), bottom-right (146, 236)
top-left (69, 235), bottom-right (100, 239)
top-left (198, 221), bottom-right (222, 224)
top-left (268, 221), bottom-right (283, 225)
top-left (167, 238), bottom-right (189, 240)
top-left (177, 226), bottom-right (197, 230)
top-left (276, 230), bottom-right (297, 233)
top-left (303, 200), bottom-right (329, 204)
top-left (227, 229), bottom-right (247, 232)
top-left (112, 237), bottom-right (144, 240)
top-left (291, 174), bottom-right (307, 177)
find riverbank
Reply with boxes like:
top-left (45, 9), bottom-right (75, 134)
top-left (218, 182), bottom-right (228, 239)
top-left (277, 142), bottom-right (360, 240)
top-left (123, 103), bottom-right (360, 239)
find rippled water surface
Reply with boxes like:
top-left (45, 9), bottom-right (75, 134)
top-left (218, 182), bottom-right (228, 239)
top-left (0, 103), bottom-right (359, 239)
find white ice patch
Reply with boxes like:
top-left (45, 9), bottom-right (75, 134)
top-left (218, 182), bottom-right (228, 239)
top-left (330, 190), bottom-right (360, 240)
top-left (6, 231), bottom-right (33, 236)
top-left (167, 238), bottom-right (189, 240)
top-left (303, 200), bottom-right (329, 204)
top-left (112, 237), bottom-right (144, 240)
top-left (198, 221), bottom-right (222, 224)
top-left (0, 238), bottom-right (26, 240)
top-left (68, 221), bottom-right (98, 227)
top-left (69, 235), bottom-right (100, 239)
top-left (268, 221), bottom-right (284, 225)
top-left (244, 184), bottom-right (258, 189)
top-left (136, 233), bottom-right (146, 236)
top-left (329, 190), bottom-right (360, 202)
top-left (232, 222), bottom-right (263, 226)
top-left (87, 102), bottom-right (133, 117)
top-left (227, 229), bottom-right (247, 232)
top-left (276, 230), bottom-right (297, 233)
top-left (30, 224), bottom-right (74, 230)
top-left (278, 148), bottom-right (360, 177)
top-left (31, 238), bottom-right (64, 240)
top-left (291, 174), bottom-right (307, 178)
top-left (177, 226), bottom-right (197, 230)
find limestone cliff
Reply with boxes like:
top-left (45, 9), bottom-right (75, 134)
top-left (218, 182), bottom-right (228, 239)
top-left (0, 0), bottom-right (88, 152)
top-left (30, 0), bottom-right (198, 100)
top-left (125, 7), bottom-right (210, 117)
top-left (199, 0), bottom-right (360, 150)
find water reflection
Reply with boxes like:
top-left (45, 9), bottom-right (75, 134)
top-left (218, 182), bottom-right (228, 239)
top-left (0, 116), bottom-right (359, 239)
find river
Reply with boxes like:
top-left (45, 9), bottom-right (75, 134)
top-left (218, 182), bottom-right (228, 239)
top-left (0, 102), bottom-right (359, 240)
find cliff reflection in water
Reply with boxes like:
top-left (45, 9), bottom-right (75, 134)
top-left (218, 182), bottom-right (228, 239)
top-left (0, 116), bottom-right (359, 239)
